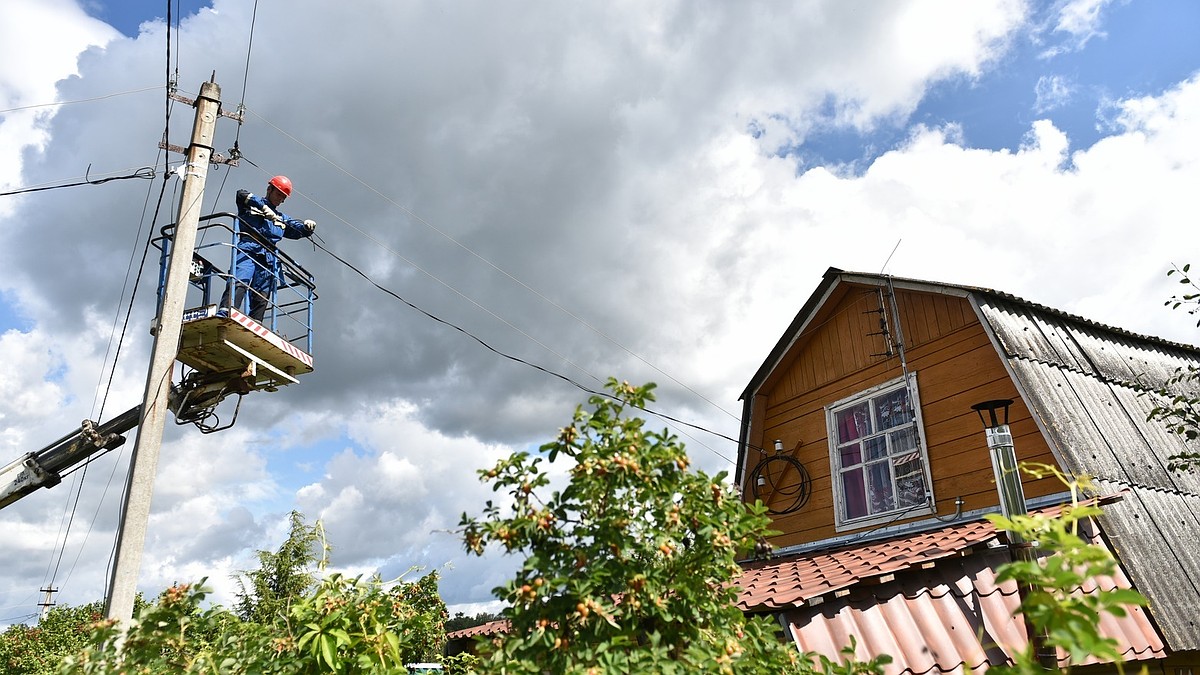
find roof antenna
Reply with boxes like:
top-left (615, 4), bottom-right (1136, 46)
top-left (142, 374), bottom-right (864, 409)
top-left (880, 238), bottom-right (902, 274)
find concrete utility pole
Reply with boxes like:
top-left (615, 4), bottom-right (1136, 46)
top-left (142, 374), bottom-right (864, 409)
top-left (104, 79), bottom-right (222, 624)
top-left (38, 586), bottom-right (57, 620)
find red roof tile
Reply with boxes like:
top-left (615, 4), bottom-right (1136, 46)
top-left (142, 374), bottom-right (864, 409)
top-left (738, 511), bottom-right (1166, 673)
top-left (736, 517), bottom-right (999, 611)
top-left (446, 618), bottom-right (509, 641)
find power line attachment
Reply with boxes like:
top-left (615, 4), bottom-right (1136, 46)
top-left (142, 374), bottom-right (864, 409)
top-left (748, 439), bottom-right (812, 515)
top-left (159, 86), bottom-right (244, 166)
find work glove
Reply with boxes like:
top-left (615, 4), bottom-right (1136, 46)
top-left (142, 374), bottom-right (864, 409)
top-left (303, 219), bottom-right (317, 236)
top-left (236, 190), bottom-right (250, 209)
top-left (250, 205), bottom-right (281, 222)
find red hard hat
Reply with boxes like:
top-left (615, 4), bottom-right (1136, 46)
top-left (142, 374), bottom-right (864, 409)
top-left (268, 175), bottom-right (293, 197)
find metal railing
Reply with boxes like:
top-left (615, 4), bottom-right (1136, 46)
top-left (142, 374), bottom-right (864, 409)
top-left (153, 212), bottom-right (317, 354)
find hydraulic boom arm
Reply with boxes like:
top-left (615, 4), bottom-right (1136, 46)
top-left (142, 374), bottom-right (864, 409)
top-left (0, 405), bottom-right (141, 509)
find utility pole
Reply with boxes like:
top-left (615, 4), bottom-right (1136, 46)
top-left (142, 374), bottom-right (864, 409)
top-left (104, 79), bottom-right (222, 624)
top-left (38, 586), bottom-right (57, 620)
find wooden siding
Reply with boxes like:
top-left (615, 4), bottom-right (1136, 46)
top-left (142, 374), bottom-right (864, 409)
top-left (745, 285), bottom-right (1065, 550)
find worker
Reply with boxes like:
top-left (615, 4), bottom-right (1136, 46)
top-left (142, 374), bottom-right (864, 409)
top-left (227, 175), bottom-right (316, 322)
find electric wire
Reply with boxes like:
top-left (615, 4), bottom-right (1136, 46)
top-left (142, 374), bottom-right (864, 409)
top-left (0, 85), bottom-right (161, 115)
top-left (235, 151), bottom-right (603, 390)
top-left (0, 166), bottom-right (156, 197)
top-left (312, 238), bottom-right (739, 462)
top-left (231, 140), bottom-right (730, 459)
top-left (247, 109), bottom-right (737, 421)
top-left (227, 0), bottom-right (259, 162)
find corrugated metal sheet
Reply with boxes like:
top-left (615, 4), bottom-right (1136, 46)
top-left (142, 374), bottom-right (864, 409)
top-left (1094, 479), bottom-right (1200, 649)
top-left (977, 296), bottom-right (1200, 390)
top-left (977, 297), bottom-right (1200, 650)
top-left (783, 544), bottom-right (1166, 674)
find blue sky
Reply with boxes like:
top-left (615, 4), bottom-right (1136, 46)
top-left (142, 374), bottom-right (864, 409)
top-left (796, 0), bottom-right (1200, 168)
top-left (2, 0), bottom-right (1200, 624)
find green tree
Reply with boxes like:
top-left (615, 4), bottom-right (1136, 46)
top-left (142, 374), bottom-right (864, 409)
top-left (235, 510), bottom-right (323, 623)
top-left (444, 610), bottom-right (502, 632)
top-left (56, 512), bottom-right (449, 673)
top-left (0, 602), bottom-right (103, 675)
top-left (1141, 263), bottom-right (1200, 471)
top-left (59, 576), bottom-right (433, 674)
top-left (459, 379), bottom-right (815, 674)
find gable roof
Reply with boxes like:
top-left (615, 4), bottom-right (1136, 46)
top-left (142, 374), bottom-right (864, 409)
top-left (739, 267), bottom-right (1200, 651)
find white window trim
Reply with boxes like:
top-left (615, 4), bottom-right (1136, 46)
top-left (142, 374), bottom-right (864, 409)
top-left (825, 373), bottom-right (935, 532)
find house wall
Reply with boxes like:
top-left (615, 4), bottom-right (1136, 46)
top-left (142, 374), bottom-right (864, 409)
top-left (745, 283), bottom-right (1065, 549)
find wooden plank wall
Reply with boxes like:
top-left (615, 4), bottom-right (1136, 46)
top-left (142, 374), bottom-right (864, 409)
top-left (747, 284), bottom-right (1064, 550)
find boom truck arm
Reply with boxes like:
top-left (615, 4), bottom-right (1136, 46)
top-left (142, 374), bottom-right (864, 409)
top-left (0, 371), bottom-right (259, 511)
top-left (0, 405), bottom-right (141, 509)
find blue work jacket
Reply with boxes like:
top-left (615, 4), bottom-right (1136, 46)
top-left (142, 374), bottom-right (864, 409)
top-left (235, 190), bottom-right (310, 263)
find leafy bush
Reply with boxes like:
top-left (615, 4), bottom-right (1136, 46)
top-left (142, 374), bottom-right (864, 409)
top-left (459, 380), bottom-right (837, 674)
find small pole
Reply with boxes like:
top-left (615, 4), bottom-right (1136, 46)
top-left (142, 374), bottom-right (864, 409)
top-left (104, 79), bottom-right (221, 626)
top-left (972, 400), bottom-right (1057, 670)
top-left (38, 586), bottom-right (57, 620)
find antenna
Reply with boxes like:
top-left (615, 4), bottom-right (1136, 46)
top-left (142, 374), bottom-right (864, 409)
top-left (880, 238), bottom-right (902, 273)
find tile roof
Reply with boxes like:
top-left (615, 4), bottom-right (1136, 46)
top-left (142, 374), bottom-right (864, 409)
top-left (446, 618), bottom-right (509, 641)
top-left (736, 516), bottom-right (999, 612)
top-left (739, 510), bottom-right (1166, 673)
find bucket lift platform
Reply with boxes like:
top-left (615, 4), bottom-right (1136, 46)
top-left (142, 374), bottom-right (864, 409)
top-left (177, 305), bottom-right (314, 389)
top-left (154, 213), bottom-right (317, 430)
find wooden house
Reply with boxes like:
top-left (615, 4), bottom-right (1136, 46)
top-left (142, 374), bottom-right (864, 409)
top-left (734, 268), bottom-right (1200, 672)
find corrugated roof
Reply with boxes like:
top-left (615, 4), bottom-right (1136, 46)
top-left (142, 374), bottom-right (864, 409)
top-left (743, 509), bottom-right (1164, 673)
top-left (974, 295), bottom-right (1200, 650)
top-left (782, 544), bottom-right (1165, 674)
top-left (443, 511), bottom-right (1165, 671)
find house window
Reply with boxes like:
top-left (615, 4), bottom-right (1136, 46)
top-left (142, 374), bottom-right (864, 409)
top-left (826, 375), bottom-right (933, 529)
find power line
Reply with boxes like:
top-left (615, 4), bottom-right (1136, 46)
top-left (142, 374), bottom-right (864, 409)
top-left (312, 238), bottom-right (739, 463)
top-left (41, 1), bottom-right (191, 601)
top-left (0, 85), bottom-right (161, 115)
top-left (0, 166), bottom-right (157, 197)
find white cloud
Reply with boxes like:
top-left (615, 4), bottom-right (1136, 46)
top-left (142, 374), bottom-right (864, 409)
top-left (1034, 74), bottom-right (1075, 113)
top-left (1054, 0), bottom-right (1113, 41)
top-left (0, 0), bottom-right (118, 204)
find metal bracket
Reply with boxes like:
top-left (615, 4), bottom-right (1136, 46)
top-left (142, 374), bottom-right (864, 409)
top-left (158, 141), bottom-right (240, 166)
top-left (167, 90), bottom-right (244, 122)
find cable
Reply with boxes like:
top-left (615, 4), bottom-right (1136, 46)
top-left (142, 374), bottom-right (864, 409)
top-left (0, 85), bottom-right (161, 115)
top-left (46, 5), bottom-right (188, 599)
top-left (227, 0), bottom-right (259, 162)
top-left (0, 166), bottom-right (156, 197)
top-left (313, 238), bottom-right (738, 462)
top-left (236, 151), bottom-right (603, 390)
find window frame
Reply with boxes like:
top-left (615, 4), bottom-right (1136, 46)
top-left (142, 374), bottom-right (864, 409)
top-left (825, 373), bottom-right (935, 531)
